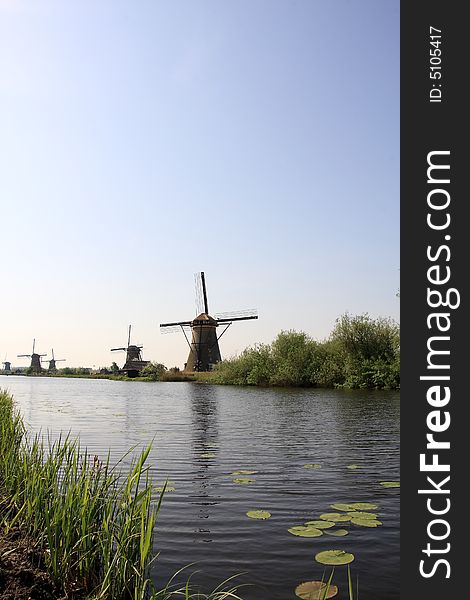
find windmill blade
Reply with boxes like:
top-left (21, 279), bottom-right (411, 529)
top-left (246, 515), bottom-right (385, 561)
top-left (111, 347), bottom-right (127, 352)
top-left (160, 320), bottom-right (192, 328)
top-left (17, 354), bottom-right (32, 358)
top-left (127, 324), bottom-right (132, 348)
top-left (216, 315), bottom-right (259, 324)
top-left (200, 271), bottom-right (209, 314)
top-left (215, 309), bottom-right (258, 320)
top-left (32, 338), bottom-right (36, 354)
top-left (55, 359), bottom-right (66, 362)
top-left (160, 324), bottom-right (192, 334)
top-left (52, 348), bottom-right (55, 360)
top-left (195, 272), bottom-right (204, 315)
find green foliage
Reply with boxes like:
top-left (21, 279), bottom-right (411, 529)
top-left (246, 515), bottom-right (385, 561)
top-left (60, 366), bottom-right (92, 376)
top-left (140, 362), bottom-right (168, 381)
top-left (213, 314), bottom-right (399, 390)
top-left (0, 390), bottom-right (161, 599)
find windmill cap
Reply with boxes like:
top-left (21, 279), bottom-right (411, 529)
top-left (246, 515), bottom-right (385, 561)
top-left (192, 313), bottom-right (217, 325)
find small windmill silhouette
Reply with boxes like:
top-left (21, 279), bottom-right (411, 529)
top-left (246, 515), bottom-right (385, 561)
top-left (111, 325), bottom-right (149, 377)
top-left (2, 354), bottom-right (11, 372)
top-left (17, 339), bottom-right (46, 373)
top-left (44, 349), bottom-right (66, 371)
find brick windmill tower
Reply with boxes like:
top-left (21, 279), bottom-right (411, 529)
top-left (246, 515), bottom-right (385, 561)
top-left (17, 339), bottom-right (46, 373)
top-left (160, 272), bottom-right (258, 372)
top-left (111, 325), bottom-right (149, 377)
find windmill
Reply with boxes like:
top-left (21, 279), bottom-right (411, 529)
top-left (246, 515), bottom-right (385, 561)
top-left (2, 354), bottom-right (11, 372)
top-left (17, 339), bottom-right (46, 373)
top-left (45, 349), bottom-right (66, 371)
top-left (111, 325), bottom-right (149, 378)
top-left (160, 272), bottom-right (258, 372)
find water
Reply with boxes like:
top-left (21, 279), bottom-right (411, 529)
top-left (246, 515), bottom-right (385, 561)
top-left (0, 375), bottom-right (400, 599)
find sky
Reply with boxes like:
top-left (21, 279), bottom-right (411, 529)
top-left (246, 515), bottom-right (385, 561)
top-left (0, 0), bottom-right (399, 370)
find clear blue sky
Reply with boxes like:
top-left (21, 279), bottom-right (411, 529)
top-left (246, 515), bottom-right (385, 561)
top-left (0, 0), bottom-right (399, 369)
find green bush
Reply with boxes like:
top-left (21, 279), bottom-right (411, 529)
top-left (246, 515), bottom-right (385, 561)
top-left (140, 362), bottom-right (167, 381)
top-left (213, 314), bottom-right (399, 390)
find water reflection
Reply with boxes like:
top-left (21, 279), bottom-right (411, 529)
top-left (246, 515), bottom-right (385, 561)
top-left (188, 384), bottom-right (221, 541)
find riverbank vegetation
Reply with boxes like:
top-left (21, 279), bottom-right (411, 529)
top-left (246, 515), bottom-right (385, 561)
top-left (211, 313), bottom-right (400, 390)
top-left (0, 390), bottom-right (243, 599)
top-left (2, 313), bottom-right (399, 390)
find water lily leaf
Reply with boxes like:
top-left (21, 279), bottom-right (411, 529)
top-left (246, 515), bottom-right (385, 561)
top-left (351, 518), bottom-right (382, 527)
top-left (380, 481), bottom-right (400, 488)
top-left (304, 520), bottom-right (335, 529)
top-left (233, 478), bottom-right (255, 485)
top-left (200, 453), bottom-right (216, 458)
top-left (231, 470), bottom-right (258, 476)
top-left (320, 513), bottom-right (351, 522)
top-left (295, 581), bottom-right (338, 599)
top-left (330, 503), bottom-right (357, 512)
top-left (303, 463), bottom-right (321, 469)
top-left (315, 550), bottom-right (355, 566)
top-left (288, 526), bottom-right (324, 537)
top-left (349, 502), bottom-right (378, 510)
top-left (347, 464), bottom-right (362, 469)
top-left (347, 512), bottom-right (378, 520)
top-left (324, 528), bottom-right (349, 537)
top-left (246, 510), bottom-right (271, 519)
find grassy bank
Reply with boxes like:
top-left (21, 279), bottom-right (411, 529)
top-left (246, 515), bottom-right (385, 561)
top-left (0, 390), bottom-right (242, 599)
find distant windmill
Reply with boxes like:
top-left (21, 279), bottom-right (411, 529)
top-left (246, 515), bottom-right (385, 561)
top-left (160, 272), bottom-right (258, 372)
top-left (17, 339), bottom-right (46, 373)
top-left (2, 354), bottom-right (11, 372)
top-left (45, 349), bottom-right (66, 371)
top-left (111, 325), bottom-right (149, 378)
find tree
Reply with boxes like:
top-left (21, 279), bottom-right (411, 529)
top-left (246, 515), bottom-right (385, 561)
top-left (140, 362), bottom-right (167, 381)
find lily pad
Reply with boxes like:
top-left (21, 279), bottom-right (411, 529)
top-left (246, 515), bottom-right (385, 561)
top-left (347, 512), bottom-right (378, 520)
top-left (246, 510), bottom-right (271, 519)
top-left (288, 526), bottom-right (324, 538)
top-left (315, 550), bottom-right (355, 566)
top-left (303, 463), bottom-right (321, 469)
top-left (231, 470), bottom-right (258, 476)
top-left (295, 581), bottom-right (338, 599)
top-left (324, 528), bottom-right (349, 537)
top-left (349, 502), bottom-right (378, 510)
top-left (320, 513), bottom-right (351, 523)
top-left (351, 518), bottom-right (382, 527)
top-left (200, 453), bottom-right (216, 459)
top-left (304, 520), bottom-right (335, 529)
top-left (347, 464), bottom-right (362, 469)
top-left (380, 481), bottom-right (400, 488)
top-left (330, 503), bottom-right (357, 512)
top-left (233, 477), bottom-right (255, 485)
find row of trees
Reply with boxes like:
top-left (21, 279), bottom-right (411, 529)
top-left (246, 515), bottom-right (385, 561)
top-left (211, 313), bottom-right (400, 389)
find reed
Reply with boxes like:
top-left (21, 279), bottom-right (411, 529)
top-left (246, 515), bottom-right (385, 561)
top-left (1, 390), bottom-right (246, 599)
top-left (0, 389), bottom-right (159, 598)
